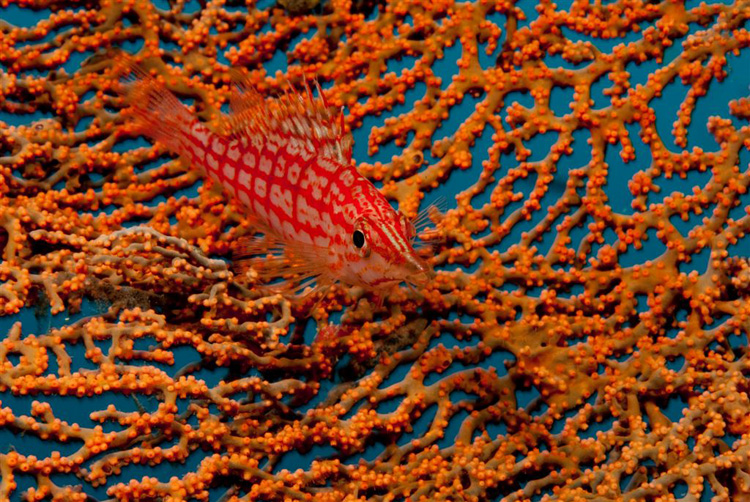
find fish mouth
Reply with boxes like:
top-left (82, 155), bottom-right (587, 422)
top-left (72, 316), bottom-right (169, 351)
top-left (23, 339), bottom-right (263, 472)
top-left (402, 254), bottom-right (435, 287)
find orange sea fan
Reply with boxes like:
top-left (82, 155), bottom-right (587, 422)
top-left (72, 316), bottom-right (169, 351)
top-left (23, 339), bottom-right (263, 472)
top-left (0, 0), bottom-right (749, 500)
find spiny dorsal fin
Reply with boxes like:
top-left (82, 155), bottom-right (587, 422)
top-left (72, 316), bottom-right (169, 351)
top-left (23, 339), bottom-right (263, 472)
top-left (222, 75), bottom-right (353, 165)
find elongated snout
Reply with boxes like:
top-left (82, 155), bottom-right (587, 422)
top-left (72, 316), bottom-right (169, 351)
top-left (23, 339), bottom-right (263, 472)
top-left (402, 253), bottom-right (435, 286)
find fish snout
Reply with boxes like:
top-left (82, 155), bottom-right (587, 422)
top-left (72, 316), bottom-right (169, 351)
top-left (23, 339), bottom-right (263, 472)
top-left (403, 254), bottom-right (435, 286)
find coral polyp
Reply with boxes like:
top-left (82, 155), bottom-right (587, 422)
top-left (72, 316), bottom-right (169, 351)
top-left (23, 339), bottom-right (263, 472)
top-left (1, 0), bottom-right (749, 500)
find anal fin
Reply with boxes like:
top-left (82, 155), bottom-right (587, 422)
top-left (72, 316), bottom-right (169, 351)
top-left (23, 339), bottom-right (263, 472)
top-left (230, 232), bottom-right (331, 298)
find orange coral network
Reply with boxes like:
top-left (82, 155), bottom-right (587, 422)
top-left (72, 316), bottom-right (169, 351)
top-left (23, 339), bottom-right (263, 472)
top-left (0, 0), bottom-right (749, 500)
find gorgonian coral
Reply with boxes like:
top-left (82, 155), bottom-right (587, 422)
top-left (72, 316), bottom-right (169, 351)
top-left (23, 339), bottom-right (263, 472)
top-left (1, 0), bottom-right (749, 500)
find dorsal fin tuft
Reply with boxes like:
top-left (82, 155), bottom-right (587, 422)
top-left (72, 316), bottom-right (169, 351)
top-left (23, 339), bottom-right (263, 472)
top-left (222, 75), bottom-right (352, 165)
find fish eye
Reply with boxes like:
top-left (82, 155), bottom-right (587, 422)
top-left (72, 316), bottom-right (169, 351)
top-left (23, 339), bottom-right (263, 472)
top-left (353, 229), bottom-right (365, 248)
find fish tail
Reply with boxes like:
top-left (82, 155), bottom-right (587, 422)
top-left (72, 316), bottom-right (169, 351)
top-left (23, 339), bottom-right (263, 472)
top-left (125, 79), bottom-right (196, 157)
top-left (115, 57), bottom-right (204, 164)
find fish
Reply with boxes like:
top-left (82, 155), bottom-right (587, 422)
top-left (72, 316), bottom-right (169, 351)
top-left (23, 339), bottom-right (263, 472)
top-left (117, 61), bottom-right (435, 298)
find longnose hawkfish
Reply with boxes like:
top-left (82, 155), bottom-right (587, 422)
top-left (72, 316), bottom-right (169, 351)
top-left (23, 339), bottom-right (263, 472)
top-left (118, 61), bottom-right (435, 300)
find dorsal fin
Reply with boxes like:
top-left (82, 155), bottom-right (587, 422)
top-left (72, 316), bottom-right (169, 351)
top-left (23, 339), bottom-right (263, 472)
top-left (222, 76), bottom-right (353, 165)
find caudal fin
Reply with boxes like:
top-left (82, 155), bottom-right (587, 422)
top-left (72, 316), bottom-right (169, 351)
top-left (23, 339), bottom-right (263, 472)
top-left (114, 55), bottom-right (195, 157)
